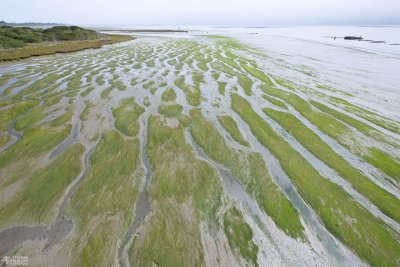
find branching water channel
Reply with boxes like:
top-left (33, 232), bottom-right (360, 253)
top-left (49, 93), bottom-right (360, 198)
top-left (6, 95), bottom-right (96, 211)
top-left (0, 33), bottom-right (398, 266)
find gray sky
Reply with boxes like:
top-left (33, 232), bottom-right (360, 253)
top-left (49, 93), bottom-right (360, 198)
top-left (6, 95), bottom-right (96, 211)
top-left (1, 0), bottom-right (400, 26)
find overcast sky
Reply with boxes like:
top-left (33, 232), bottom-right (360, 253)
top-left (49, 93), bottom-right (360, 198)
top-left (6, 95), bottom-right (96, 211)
top-left (1, 0), bottom-right (400, 26)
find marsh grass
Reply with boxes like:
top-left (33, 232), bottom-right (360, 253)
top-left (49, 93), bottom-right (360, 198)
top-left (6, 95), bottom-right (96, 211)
top-left (0, 35), bottom-right (133, 62)
top-left (161, 88), bottom-right (177, 102)
top-left (80, 86), bottom-right (95, 97)
top-left (218, 115), bottom-right (249, 147)
top-left (190, 109), bottom-right (304, 239)
top-left (129, 115), bottom-right (223, 266)
top-left (312, 100), bottom-right (399, 144)
top-left (14, 105), bottom-right (47, 131)
top-left (69, 130), bottom-right (141, 266)
top-left (50, 111), bottom-right (72, 127)
top-left (112, 98), bottom-right (144, 137)
top-left (262, 84), bottom-right (399, 184)
top-left (174, 77), bottom-right (201, 106)
top-left (264, 107), bottom-right (400, 222)
top-left (262, 94), bottom-right (287, 109)
top-left (80, 100), bottom-right (94, 121)
top-left (0, 135), bottom-right (10, 149)
top-left (217, 81), bottom-right (227, 95)
top-left (224, 206), bottom-right (258, 266)
top-left (231, 93), bottom-right (400, 267)
top-left (0, 124), bottom-right (71, 170)
top-left (238, 74), bottom-right (253, 96)
top-left (95, 74), bottom-right (105, 86)
top-left (241, 64), bottom-right (273, 86)
top-left (0, 100), bottom-right (38, 131)
top-left (158, 104), bottom-right (183, 118)
top-left (364, 147), bottom-right (400, 182)
top-left (326, 97), bottom-right (400, 134)
top-left (0, 143), bottom-right (84, 225)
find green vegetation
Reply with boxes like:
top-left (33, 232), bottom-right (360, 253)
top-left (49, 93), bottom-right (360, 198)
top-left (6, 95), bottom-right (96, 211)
top-left (231, 93), bottom-right (400, 267)
top-left (312, 100), bottom-right (399, 144)
top-left (241, 64), bottom-right (273, 86)
top-left (0, 135), bottom-right (10, 149)
top-left (129, 115), bottom-right (223, 266)
top-left (210, 61), bottom-right (237, 76)
top-left (0, 144), bottom-right (84, 224)
top-left (238, 74), bottom-right (253, 96)
top-left (0, 124), bottom-right (71, 170)
top-left (158, 104), bottom-right (183, 118)
top-left (0, 100), bottom-right (38, 131)
top-left (96, 74), bottom-right (105, 86)
top-left (326, 96), bottom-right (400, 134)
top-left (101, 86), bottom-right (113, 99)
top-left (112, 98), bottom-right (144, 137)
top-left (1, 32), bottom-right (133, 61)
top-left (14, 106), bottom-right (46, 131)
top-left (174, 76), bottom-right (201, 106)
top-left (217, 81), bottom-right (226, 95)
top-left (263, 107), bottom-right (400, 222)
top-left (80, 86), bottom-right (95, 97)
top-left (0, 26), bottom-right (98, 49)
top-left (143, 81), bottom-right (155, 90)
top-left (161, 88), bottom-right (177, 102)
top-left (1, 32), bottom-right (399, 267)
top-left (69, 130), bottom-right (142, 267)
top-left (224, 206), bottom-right (258, 266)
top-left (80, 100), bottom-right (94, 121)
top-left (364, 147), bottom-right (400, 182)
top-left (190, 109), bottom-right (304, 239)
top-left (218, 115), bottom-right (249, 146)
top-left (50, 111), bottom-right (72, 127)
top-left (261, 85), bottom-right (399, 183)
top-left (262, 94), bottom-right (287, 109)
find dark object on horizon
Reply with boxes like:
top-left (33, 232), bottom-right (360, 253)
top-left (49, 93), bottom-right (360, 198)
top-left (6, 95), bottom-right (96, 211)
top-left (370, 41), bottom-right (386, 44)
top-left (344, 36), bottom-right (363, 41)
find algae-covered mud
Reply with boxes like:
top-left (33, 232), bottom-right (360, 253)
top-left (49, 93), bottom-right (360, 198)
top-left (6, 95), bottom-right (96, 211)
top-left (0, 29), bottom-right (399, 267)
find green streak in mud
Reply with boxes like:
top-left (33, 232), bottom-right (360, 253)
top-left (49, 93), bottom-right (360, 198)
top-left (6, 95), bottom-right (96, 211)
top-left (218, 115), bottom-right (249, 147)
top-left (174, 77), bottom-right (201, 106)
top-left (0, 144), bottom-right (84, 225)
top-left (262, 84), bottom-right (399, 184)
top-left (0, 124), bottom-right (71, 170)
top-left (231, 93), bottom-right (400, 267)
top-left (113, 98), bottom-right (144, 137)
top-left (69, 130), bottom-right (142, 267)
top-left (0, 135), bottom-right (10, 149)
top-left (224, 206), bottom-right (259, 266)
top-left (158, 104), bottom-right (183, 118)
top-left (129, 115), bottom-right (223, 267)
top-left (311, 100), bottom-right (400, 182)
top-left (161, 88), bottom-right (177, 102)
top-left (0, 100), bottom-right (38, 131)
top-left (262, 94), bottom-right (287, 109)
top-left (263, 107), bottom-right (400, 222)
top-left (190, 109), bottom-right (305, 239)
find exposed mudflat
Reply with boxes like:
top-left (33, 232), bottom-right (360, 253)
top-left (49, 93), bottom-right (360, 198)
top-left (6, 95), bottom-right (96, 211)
top-left (0, 27), bottom-right (398, 266)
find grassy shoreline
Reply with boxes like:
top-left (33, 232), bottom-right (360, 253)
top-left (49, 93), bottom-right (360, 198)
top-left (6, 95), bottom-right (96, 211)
top-left (0, 34), bottom-right (134, 62)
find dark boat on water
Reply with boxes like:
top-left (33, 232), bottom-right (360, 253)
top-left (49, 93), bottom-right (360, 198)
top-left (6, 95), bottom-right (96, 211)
top-left (344, 36), bottom-right (363, 40)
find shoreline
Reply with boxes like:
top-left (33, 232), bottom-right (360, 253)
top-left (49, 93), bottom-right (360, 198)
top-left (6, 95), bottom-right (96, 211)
top-left (0, 34), bottom-right (134, 62)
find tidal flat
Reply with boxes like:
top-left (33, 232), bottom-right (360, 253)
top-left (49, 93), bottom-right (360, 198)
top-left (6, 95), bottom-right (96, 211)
top-left (0, 28), bottom-right (399, 267)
